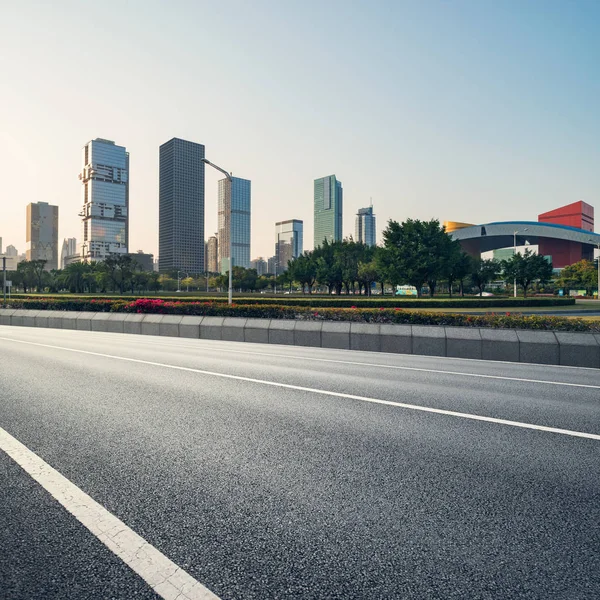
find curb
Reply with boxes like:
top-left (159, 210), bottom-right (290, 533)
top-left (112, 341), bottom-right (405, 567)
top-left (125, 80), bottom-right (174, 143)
top-left (1, 309), bottom-right (599, 369)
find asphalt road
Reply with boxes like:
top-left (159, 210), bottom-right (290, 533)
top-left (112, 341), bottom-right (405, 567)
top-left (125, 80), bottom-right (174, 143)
top-left (1, 326), bottom-right (599, 599)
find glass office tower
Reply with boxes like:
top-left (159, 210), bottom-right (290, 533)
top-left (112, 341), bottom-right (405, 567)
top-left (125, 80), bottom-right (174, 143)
top-left (218, 177), bottom-right (251, 272)
top-left (80, 139), bottom-right (129, 261)
top-left (355, 206), bottom-right (376, 246)
top-left (275, 219), bottom-right (303, 271)
top-left (314, 175), bottom-right (342, 248)
top-left (159, 138), bottom-right (205, 273)
top-left (26, 202), bottom-right (59, 270)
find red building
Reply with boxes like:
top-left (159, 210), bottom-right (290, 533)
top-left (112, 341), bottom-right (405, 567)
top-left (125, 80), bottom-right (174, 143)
top-left (538, 201), bottom-right (595, 268)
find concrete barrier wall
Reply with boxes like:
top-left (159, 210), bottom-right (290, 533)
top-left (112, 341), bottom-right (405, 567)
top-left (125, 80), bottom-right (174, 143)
top-left (1, 309), bottom-right (599, 369)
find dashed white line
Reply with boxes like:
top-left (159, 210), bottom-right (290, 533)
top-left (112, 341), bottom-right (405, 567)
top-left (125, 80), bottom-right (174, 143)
top-left (1, 336), bottom-right (599, 441)
top-left (0, 426), bottom-right (220, 600)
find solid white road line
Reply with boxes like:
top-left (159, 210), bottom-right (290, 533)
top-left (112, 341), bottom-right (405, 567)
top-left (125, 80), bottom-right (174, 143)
top-left (132, 341), bottom-right (600, 389)
top-left (3, 332), bottom-right (600, 390)
top-left (0, 427), bottom-right (220, 600)
top-left (2, 336), bottom-right (599, 441)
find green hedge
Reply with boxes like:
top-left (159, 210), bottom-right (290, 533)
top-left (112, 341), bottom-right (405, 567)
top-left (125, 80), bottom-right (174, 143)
top-left (4, 294), bottom-right (575, 309)
top-left (1, 297), bottom-right (597, 332)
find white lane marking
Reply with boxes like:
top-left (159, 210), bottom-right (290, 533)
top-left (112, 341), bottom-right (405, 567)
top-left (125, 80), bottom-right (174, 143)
top-left (1, 336), bottom-right (599, 441)
top-left (7, 331), bottom-right (598, 391)
top-left (136, 342), bottom-right (600, 389)
top-left (0, 427), bottom-right (220, 600)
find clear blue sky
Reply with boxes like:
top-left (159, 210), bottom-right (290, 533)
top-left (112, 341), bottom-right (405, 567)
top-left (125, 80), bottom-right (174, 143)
top-left (1, 0), bottom-right (598, 258)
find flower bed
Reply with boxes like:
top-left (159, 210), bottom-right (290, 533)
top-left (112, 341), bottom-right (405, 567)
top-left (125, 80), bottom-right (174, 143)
top-left (1, 298), bottom-right (598, 332)
top-left (6, 294), bottom-right (576, 309)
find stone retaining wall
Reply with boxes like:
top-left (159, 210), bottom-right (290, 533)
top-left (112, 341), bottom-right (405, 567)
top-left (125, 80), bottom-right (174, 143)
top-left (1, 309), bottom-right (599, 368)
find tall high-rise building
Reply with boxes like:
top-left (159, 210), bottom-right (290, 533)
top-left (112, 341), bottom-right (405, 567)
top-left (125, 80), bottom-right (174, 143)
top-left (275, 219), bottom-right (303, 271)
top-left (159, 138), bottom-right (205, 273)
top-left (6, 245), bottom-right (18, 257)
top-left (26, 202), bottom-right (59, 270)
top-left (355, 205), bottom-right (376, 246)
top-left (207, 234), bottom-right (219, 273)
top-left (60, 238), bottom-right (78, 268)
top-left (314, 175), bottom-right (343, 248)
top-left (80, 138), bottom-right (129, 261)
top-left (218, 177), bottom-right (251, 272)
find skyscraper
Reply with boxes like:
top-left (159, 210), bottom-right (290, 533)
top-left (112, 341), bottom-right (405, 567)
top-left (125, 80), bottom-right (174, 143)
top-left (6, 245), bottom-right (18, 257)
top-left (218, 177), bottom-right (251, 272)
top-left (26, 202), bottom-right (59, 270)
top-left (80, 138), bottom-right (129, 262)
top-left (355, 205), bottom-right (376, 246)
top-left (314, 175), bottom-right (343, 248)
top-left (275, 219), bottom-right (303, 271)
top-left (207, 234), bottom-right (219, 273)
top-left (159, 138), bottom-right (205, 273)
top-left (60, 237), bottom-right (78, 268)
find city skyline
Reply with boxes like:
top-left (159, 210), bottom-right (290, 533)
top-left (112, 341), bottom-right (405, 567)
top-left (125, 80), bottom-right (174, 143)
top-left (1, 1), bottom-right (599, 258)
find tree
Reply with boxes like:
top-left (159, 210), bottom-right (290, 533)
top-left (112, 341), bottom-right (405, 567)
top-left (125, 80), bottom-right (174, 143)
top-left (17, 261), bottom-right (39, 293)
top-left (357, 260), bottom-right (378, 296)
top-left (288, 253), bottom-right (317, 294)
top-left (102, 254), bottom-right (136, 294)
top-left (382, 219), bottom-right (454, 298)
top-left (181, 276), bottom-right (194, 292)
top-left (470, 258), bottom-right (499, 296)
top-left (554, 260), bottom-right (597, 296)
top-left (446, 251), bottom-right (472, 297)
top-left (501, 250), bottom-right (553, 298)
top-left (30, 260), bottom-right (48, 292)
top-left (62, 262), bottom-right (88, 293)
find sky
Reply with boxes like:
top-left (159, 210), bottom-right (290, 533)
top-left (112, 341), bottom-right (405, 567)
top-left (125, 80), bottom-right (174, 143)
top-left (1, 0), bottom-right (598, 260)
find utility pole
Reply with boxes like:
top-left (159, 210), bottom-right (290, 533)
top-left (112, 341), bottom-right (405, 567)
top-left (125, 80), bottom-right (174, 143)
top-left (202, 158), bottom-right (234, 305)
top-left (2, 256), bottom-right (6, 303)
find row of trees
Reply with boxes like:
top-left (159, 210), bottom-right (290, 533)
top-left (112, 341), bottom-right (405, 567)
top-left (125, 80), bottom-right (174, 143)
top-left (286, 219), bottom-right (555, 297)
top-left (5, 219), bottom-right (594, 298)
top-left (3, 256), bottom-right (281, 294)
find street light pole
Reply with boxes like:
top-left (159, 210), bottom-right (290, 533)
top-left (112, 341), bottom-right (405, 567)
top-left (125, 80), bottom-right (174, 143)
top-left (202, 158), bottom-right (233, 305)
top-left (589, 239), bottom-right (600, 300)
top-left (513, 228), bottom-right (528, 298)
top-left (513, 231), bottom-right (517, 298)
top-left (2, 256), bottom-right (6, 303)
top-left (177, 270), bottom-right (181, 293)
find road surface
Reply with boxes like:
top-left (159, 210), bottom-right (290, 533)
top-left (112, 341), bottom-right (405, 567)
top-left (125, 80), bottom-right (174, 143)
top-left (1, 325), bottom-right (599, 599)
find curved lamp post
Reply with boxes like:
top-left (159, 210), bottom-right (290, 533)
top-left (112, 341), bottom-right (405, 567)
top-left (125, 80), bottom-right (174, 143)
top-left (202, 158), bottom-right (233, 305)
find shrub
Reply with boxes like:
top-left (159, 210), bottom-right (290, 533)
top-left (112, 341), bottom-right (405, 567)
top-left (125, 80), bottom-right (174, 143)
top-left (1, 297), bottom-right (598, 332)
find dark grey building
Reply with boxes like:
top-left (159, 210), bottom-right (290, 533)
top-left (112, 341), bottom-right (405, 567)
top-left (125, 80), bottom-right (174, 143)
top-left (128, 252), bottom-right (154, 271)
top-left (159, 138), bottom-right (205, 273)
top-left (26, 201), bottom-right (59, 270)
